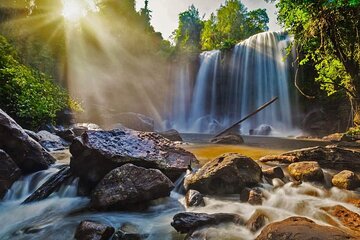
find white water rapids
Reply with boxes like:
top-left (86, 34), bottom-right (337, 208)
top-left (0, 165), bottom-right (358, 240)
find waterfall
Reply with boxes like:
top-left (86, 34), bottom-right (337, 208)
top-left (169, 31), bottom-right (299, 135)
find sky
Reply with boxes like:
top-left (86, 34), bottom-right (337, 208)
top-left (135, 0), bottom-right (282, 40)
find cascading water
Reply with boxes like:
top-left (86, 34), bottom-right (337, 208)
top-left (169, 31), bottom-right (300, 135)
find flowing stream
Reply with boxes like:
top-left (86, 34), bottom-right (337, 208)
top-left (169, 32), bottom-right (300, 135)
top-left (1, 161), bottom-right (359, 240)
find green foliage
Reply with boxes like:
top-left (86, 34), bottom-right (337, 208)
top-left (275, 0), bottom-right (360, 98)
top-left (200, 0), bottom-right (269, 50)
top-left (174, 5), bottom-right (203, 53)
top-left (0, 35), bottom-right (76, 128)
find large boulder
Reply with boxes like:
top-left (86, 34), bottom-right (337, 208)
top-left (322, 205), bottom-right (360, 235)
top-left (185, 189), bottom-right (205, 207)
top-left (0, 149), bottom-right (22, 198)
top-left (184, 153), bottom-right (262, 195)
top-left (37, 130), bottom-right (68, 151)
top-left (171, 212), bottom-right (243, 234)
top-left (0, 109), bottom-right (55, 173)
top-left (70, 128), bottom-right (197, 187)
top-left (74, 220), bottom-right (114, 240)
top-left (256, 216), bottom-right (356, 240)
top-left (90, 164), bottom-right (174, 210)
top-left (281, 146), bottom-right (360, 171)
top-left (114, 112), bottom-right (154, 132)
top-left (158, 129), bottom-right (182, 142)
top-left (331, 170), bottom-right (360, 190)
top-left (287, 161), bottom-right (324, 182)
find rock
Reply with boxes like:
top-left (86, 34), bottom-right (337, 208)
top-left (71, 123), bottom-right (101, 136)
top-left (332, 170), bottom-right (360, 190)
top-left (323, 133), bottom-right (353, 142)
top-left (158, 129), bottom-right (182, 142)
top-left (90, 164), bottom-right (174, 210)
top-left (0, 149), bottom-right (21, 198)
top-left (185, 189), bottom-right (205, 207)
top-left (184, 153), bottom-right (262, 195)
top-left (281, 146), bottom-right (360, 171)
top-left (248, 188), bottom-right (263, 205)
top-left (322, 205), bottom-right (360, 234)
top-left (70, 128), bottom-right (197, 187)
top-left (22, 165), bottom-right (72, 204)
top-left (37, 130), bottom-right (68, 151)
top-left (249, 124), bottom-right (273, 136)
top-left (24, 129), bottom-right (40, 142)
top-left (0, 109), bottom-right (55, 173)
top-left (259, 155), bottom-right (298, 164)
top-left (246, 210), bottom-right (268, 233)
top-left (262, 167), bottom-right (285, 180)
top-left (255, 216), bottom-right (356, 240)
top-left (210, 134), bottom-right (244, 144)
top-left (74, 220), bottom-right (114, 240)
top-left (115, 112), bottom-right (154, 132)
top-left (56, 129), bottom-right (76, 142)
top-left (112, 223), bottom-right (148, 240)
top-left (171, 212), bottom-right (243, 234)
top-left (347, 198), bottom-right (360, 208)
top-left (287, 161), bottom-right (324, 182)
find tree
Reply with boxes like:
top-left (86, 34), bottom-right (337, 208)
top-left (200, 0), bottom-right (269, 50)
top-left (272, 0), bottom-right (360, 125)
top-left (174, 5), bottom-right (204, 52)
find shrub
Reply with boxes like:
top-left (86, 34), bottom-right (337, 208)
top-left (0, 35), bottom-right (78, 129)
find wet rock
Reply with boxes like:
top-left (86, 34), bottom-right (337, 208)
top-left (22, 165), bottom-right (72, 204)
top-left (255, 216), bottom-right (356, 240)
top-left (112, 223), bottom-right (148, 240)
top-left (281, 146), bottom-right (360, 171)
top-left (0, 109), bottom-right (55, 173)
top-left (24, 129), bottom-right (40, 142)
top-left (70, 128), bottom-right (197, 187)
top-left (56, 129), bottom-right (76, 142)
top-left (262, 166), bottom-right (285, 180)
top-left (272, 178), bottom-right (285, 188)
top-left (332, 170), bottom-right (360, 190)
top-left (249, 124), bottom-right (273, 136)
top-left (71, 123), bottom-right (101, 136)
top-left (322, 205), bottom-right (360, 234)
top-left (248, 189), bottom-right (263, 205)
top-left (37, 130), bottom-right (68, 151)
top-left (259, 155), bottom-right (298, 164)
top-left (323, 133), bottom-right (352, 142)
top-left (184, 153), bottom-right (262, 195)
top-left (114, 112), bottom-right (154, 132)
top-left (74, 220), bottom-right (114, 240)
top-left (90, 164), bottom-right (174, 210)
top-left (171, 212), bottom-right (243, 234)
top-left (0, 149), bottom-right (22, 198)
top-left (210, 134), bottom-right (244, 144)
top-left (347, 198), bottom-right (360, 208)
top-left (287, 161), bottom-right (324, 182)
top-left (158, 129), bottom-right (182, 142)
top-left (246, 210), bottom-right (268, 233)
top-left (185, 189), bottom-right (205, 207)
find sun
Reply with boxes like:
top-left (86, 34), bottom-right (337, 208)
top-left (61, 0), bottom-right (98, 22)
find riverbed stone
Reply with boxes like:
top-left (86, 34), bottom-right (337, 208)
top-left (70, 128), bottom-right (197, 187)
top-left (262, 166), bottom-right (285, 180)
top-left (112, 223), bottom-right (148, 240)
top-left (331, 170), bottom-right (360, 190)
top-left (0, 149), bottom-right (21, 198)
top-left (185, 189), bottom-right (205, 207)
top-left (246, 210), bottom-right (269, 233)
top-left (255, 216), bottom-right (357, 240)
top-left (37, 130), bottom-right (68, 151)
top-left (90, 164), bottom-right (174, 210)
top-left (114, 112), bottom-right (154, 132)
top-left (287, 161), bottom-right (324, 182)
top-left (158, 129), bottom-right (182, 142)
top-left (259, 155), bottom-right (298, 164)
top-left (74, 220), bottom-right (115, 240)
top-left (210, 134), bottom-right (244, 144)
top-left (281, 146), bottom-right (360, 171)
top-left (171, 212), bottom-right (244, 234)
top-left (0, 109), bottom-right (55, 173)
top-left (184, 153), bottom-right (262, 195)
top-left (322, 205), bottom-right (360, 234)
